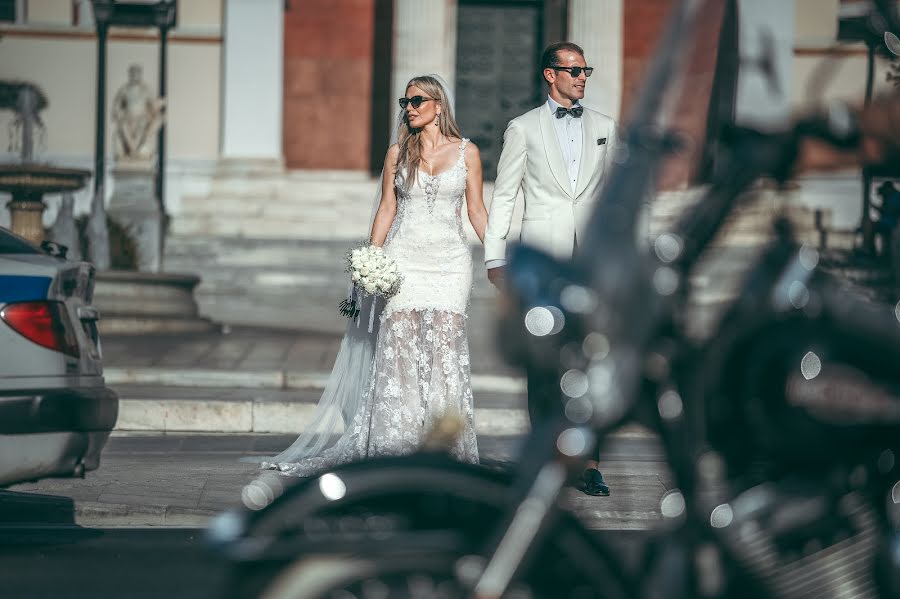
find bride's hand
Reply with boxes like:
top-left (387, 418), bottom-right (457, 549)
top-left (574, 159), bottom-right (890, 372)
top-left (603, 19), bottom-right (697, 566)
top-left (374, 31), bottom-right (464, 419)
top-left (487, 266), bottom-right (505, 288)
top-left (464, 142), bottom-right (488, 243)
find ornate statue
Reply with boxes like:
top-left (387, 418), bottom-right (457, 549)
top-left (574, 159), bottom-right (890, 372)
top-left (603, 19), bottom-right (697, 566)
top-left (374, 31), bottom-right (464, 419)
top-left (111, 64), bottom-right (165, 163)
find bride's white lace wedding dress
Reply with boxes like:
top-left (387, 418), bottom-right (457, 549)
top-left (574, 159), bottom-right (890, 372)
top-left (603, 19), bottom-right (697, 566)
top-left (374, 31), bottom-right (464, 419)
top-left (265, 139), bottom-right (479, 476)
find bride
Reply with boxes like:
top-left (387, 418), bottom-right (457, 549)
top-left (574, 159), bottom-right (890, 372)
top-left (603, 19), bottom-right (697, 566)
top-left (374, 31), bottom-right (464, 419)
top-left (264, 74), bottom-right (489, 476)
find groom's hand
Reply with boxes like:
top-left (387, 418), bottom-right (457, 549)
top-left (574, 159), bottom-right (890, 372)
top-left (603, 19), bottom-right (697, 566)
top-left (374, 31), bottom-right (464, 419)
top-left (487, 266), bottom-right (506, 288)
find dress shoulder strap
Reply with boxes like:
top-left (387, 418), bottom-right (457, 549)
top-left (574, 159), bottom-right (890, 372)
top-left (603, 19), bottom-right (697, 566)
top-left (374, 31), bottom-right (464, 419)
top-left (458, 138), bottom-right (469, 160)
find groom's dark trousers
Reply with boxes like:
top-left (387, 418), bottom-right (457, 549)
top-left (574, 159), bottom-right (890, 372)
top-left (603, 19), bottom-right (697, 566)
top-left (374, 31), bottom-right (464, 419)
top-left (526, 371), bottom-right (559, 429)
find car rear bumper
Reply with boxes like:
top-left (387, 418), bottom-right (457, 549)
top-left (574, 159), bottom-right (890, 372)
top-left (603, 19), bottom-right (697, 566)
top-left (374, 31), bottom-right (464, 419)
top-left (0, 387), bottom-right (118, 486)
top-left (0, 386), bottom-right (118, 434)
top-left (0, 431), bottom-right (112, 487)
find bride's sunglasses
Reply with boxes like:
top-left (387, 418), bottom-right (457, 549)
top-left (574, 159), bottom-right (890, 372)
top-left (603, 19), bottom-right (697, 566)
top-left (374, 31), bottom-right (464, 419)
top-left (399, 95), bottom-right (435, 109)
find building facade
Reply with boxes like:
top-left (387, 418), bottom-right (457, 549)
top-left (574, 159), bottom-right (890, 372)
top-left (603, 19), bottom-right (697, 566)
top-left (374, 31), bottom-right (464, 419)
top-left (0, 0), bottom-right (894, 229)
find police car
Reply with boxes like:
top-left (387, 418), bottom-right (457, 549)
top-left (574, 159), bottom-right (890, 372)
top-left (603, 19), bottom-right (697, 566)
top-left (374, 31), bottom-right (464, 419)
top-left (0, 228), bottom-right (118, 486)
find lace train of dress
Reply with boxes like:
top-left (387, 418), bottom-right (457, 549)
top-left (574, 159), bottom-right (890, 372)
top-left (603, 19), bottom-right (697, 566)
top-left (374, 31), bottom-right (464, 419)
top-left (264, 139), bottom-right (478, 476)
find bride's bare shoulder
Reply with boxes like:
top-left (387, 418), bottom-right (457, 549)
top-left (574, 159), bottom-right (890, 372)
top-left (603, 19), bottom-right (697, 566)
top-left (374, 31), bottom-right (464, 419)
top-left (461, 138), bottom-right (480, 155)
top-left (383, 144), bottom-right (401, 170)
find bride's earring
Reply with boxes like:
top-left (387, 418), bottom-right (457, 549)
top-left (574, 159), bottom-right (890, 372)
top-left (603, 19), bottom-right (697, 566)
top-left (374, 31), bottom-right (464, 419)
top-left (435, 113), bottom-right (441, 126)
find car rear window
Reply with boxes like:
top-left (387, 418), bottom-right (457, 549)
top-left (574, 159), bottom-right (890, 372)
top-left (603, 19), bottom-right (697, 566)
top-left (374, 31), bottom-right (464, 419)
top-left (0, 229), bottom-right (41, 255)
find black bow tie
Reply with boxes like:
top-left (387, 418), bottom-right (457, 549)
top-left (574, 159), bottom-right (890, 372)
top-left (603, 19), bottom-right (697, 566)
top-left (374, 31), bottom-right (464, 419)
top-left (555, 105), bottom-right (583, 119)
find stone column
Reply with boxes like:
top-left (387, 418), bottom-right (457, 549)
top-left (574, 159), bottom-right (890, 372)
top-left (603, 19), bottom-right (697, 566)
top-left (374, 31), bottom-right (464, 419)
top-left (568, 0), bottom-right (623, 121)
top-left (390, 0), bottom-right (458, 137)
top-left (75, 0), bottom-right (94, 26)
top-left (221, 0), bottom-right (284, 163)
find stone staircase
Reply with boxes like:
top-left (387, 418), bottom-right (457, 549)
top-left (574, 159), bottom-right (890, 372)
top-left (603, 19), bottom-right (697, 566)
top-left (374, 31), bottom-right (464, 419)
top-left (164, 172), bottom-right (838, 337)
top-left (171, 170), bottom-right (377, 240)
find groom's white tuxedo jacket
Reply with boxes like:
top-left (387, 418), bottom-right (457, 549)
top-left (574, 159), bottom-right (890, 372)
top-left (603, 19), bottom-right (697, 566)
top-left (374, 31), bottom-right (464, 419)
top-left (484, 102), bottom-right (618, 262)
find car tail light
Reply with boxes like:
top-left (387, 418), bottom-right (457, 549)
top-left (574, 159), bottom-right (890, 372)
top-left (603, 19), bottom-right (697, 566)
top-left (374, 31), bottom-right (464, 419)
top-left (0, 301), bottom-right (80, 358)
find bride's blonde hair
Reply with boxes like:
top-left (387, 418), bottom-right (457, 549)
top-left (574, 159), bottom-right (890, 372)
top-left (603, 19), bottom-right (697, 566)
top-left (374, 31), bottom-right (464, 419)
top-left (396, 75), bottom-right (462, 193)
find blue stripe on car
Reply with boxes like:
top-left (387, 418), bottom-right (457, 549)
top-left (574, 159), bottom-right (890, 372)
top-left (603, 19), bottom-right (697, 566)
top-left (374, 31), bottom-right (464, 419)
top-left (0, 275), bottom-right (52, 303)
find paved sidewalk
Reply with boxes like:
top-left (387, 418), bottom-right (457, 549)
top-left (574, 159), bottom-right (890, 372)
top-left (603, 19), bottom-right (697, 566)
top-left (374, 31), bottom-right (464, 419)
top-left (1, 432), bottom-right (670, 530)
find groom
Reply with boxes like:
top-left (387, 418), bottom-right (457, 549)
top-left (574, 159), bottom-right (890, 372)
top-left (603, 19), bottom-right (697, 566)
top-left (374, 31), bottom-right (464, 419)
top-left (484, 42), bottom-right (618, 496)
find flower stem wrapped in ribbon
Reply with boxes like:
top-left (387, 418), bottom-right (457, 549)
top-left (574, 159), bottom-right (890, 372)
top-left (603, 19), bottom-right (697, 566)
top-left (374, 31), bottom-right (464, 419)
top-left (339, 243), bottom-right (403, 325)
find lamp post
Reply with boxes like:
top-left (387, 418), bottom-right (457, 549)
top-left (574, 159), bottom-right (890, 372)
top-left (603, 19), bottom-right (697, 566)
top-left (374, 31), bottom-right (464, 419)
top-left (92, 0), bottom-right (113, 198)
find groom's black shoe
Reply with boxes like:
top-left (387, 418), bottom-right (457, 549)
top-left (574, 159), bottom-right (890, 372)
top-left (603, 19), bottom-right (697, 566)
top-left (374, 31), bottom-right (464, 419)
top-left (577, 468), bottom-right (610, 496)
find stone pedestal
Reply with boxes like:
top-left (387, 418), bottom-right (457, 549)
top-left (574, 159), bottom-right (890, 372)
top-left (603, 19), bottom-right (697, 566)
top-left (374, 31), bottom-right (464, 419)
top-left (108, 163), bottom-right (165, 272)
top-left (7, 195), bottom-right (45, 244)
top-left (94, 270), bottom-right (218, 335)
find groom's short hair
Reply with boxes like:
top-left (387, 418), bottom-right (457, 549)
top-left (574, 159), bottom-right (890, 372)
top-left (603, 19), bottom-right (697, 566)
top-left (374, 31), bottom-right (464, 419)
top-left (540, 42), bottom-right (585, 73)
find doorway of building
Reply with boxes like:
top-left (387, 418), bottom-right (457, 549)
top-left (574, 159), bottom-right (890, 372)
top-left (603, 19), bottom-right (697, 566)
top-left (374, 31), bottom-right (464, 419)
top-left (454, 0), bottom-right (549, 180)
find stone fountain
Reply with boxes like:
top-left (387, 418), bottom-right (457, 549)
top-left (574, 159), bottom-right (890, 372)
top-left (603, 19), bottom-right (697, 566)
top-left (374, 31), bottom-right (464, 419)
top-left (0, 78), bottom-right (215, 334)
top-left (0, 82), bottom-right (90, 246)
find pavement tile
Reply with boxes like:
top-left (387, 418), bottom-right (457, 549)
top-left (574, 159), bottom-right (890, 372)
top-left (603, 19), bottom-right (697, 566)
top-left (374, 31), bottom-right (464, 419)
top-left (198, 487), bottom-right (251, 508)
top-left (94, 468), bottom-right (210, 487)
top-left (282, 370), bottom-right (331, 390)
top-left (656, 474), bottom-right (676, 490)
top-left (118, 398), bottom-right (254, 433)
top-left (176, 435), bottom-right (258, 453)
top-left (285, 336), bottom-right (342, 370)
top-left (194, 339), bottom-right (255, 370)
top-left (97, 492), bottom-right (203, 510)
top-left (154, 339), bottom-right (216, 368)
top-left (199, 471), bottom-right (257, 490)
top-left (562, 474), bottom-right (669, 530)
top-left (198, 497), bottom-right (242, 513)
top-left (106, 434), bottom-right (187, 453)
top-left (239, 339), bottom-right (295, 370)
top-left (251, 401), bottom-right (320, 434)
top-left (249, 435), bottom-right (307, 453)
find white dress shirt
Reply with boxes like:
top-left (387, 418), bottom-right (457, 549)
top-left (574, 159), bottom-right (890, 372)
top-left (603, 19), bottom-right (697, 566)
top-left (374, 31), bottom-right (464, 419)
top-left (547, 95), bottom-right (583, 194)
top-left (486, 97), bottom-right (583, 270)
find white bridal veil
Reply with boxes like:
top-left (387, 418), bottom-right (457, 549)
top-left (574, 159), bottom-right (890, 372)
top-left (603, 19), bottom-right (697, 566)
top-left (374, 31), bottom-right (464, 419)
top-left (261, 74), bottom-right (456, 468)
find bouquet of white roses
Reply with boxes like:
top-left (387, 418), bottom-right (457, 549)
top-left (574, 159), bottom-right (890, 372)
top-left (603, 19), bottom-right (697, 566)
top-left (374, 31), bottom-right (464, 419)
top-left (338, 243), bottom-right (402, 320)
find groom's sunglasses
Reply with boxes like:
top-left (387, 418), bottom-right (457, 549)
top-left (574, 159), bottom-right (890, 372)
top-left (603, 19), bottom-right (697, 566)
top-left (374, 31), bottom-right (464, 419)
top-left (399, 95), bottom-right (435, 109)
top-left (551, 66), bottom-right (594, 78)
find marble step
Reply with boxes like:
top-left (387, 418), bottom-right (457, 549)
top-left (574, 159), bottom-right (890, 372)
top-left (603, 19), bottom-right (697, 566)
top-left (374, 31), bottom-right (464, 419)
top-left (167, 237), bottom-right (875, 337)
top-left (169, 214), bottom-right (372, 239)
top-left (172, 198), bottom-right (825, 244)
top-left (166, 236), bottom-right (761, 302)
